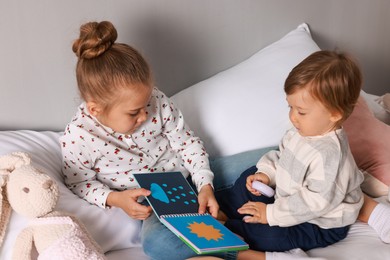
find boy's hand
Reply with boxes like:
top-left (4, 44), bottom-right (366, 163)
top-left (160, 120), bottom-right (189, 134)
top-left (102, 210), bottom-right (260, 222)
top-left (246, 172), bottom-right (270, 196)
top-left (238, 201), bottom-right (268, 224)
top-left (107, 188), bottom-right (152, 220)
top-left (198, 184), bottom-right (219, 218)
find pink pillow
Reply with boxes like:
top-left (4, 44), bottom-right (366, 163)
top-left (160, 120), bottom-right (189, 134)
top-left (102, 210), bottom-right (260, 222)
top-left (344, 96), bottom-right (390, 197)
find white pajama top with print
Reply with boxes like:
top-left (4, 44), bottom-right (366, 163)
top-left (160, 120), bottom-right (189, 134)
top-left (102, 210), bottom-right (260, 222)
top-left (60, 87), bottom-right (213, 208)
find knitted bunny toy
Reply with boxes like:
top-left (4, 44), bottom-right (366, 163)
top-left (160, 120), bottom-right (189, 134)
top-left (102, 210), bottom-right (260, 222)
top-left (0, 152), bottom-right (106, 260)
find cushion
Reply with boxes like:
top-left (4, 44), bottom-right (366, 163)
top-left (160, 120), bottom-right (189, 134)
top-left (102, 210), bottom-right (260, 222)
top-left (361, 90), bottom-right (390, 125)
top-left (210, 146), bottom-right (277, 191)
top-left (0, 131), bottom-right (142, 260)
top-left (343, 97), bottom-right (390, 197)
top-left (171, 23), bottom-right (320, 157)
top-left (382, 93), bottom-right (390, 112)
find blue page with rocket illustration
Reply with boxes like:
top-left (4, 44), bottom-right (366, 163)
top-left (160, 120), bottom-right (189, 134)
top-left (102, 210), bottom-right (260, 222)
top-left (133, 172), bottom-right (248, 254)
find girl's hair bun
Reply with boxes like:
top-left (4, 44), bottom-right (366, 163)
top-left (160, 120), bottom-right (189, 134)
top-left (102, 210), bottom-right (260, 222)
top-left (72, 21), bottom-right (117, 59)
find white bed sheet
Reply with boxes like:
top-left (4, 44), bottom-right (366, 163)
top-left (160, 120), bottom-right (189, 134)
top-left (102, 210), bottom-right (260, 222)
top-left (0, 130), bottom-right (389, 260)
top-left (104, 212), bottom-right (390, 260)
top-left (308, 196), bottom-right (390, 259)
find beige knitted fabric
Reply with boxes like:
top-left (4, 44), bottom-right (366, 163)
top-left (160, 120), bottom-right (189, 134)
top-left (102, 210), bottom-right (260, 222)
top-left (0, 188), bottom-right (11, 247)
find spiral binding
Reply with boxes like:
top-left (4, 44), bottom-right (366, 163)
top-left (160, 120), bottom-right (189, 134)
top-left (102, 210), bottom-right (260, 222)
top-left (162, 213), bottom-right (210, 218)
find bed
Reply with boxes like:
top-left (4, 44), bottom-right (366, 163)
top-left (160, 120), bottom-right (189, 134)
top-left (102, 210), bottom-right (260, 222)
top-left (1, 2), bottom-right (390, 260)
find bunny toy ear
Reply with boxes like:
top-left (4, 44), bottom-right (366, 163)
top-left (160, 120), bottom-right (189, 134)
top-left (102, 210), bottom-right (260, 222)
top-left (0, 175), bottom-right (11, 249)
top-left (0, 152), bottom-right (31, 174)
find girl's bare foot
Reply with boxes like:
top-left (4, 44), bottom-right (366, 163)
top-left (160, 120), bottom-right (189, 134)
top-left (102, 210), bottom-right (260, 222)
top-left (217, 210), bottom-right (228, 223)
top-left (238, 249), bottom-right (266, 260)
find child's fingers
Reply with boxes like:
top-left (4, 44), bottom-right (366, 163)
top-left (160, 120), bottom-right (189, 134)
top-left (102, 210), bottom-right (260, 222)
top-left (246, 175), bottom-right (255, 187)
top-left (246, 182), bottom-right (262, 196)
top-left (238, 201), bottom-right (267, 224)
top-left (131, 209), bottom-right (152, 220)
top-left (238, 201), bottom-right (263, 216)
top-left (130, 187), bottom-right (151, 197)
top-left (242, 215), bottom-right (260, 223)
top-left (127, 202), bottom-right (152, 219)
top-left (208, 203), bottom-right (219, 218)
top-left (198, 200), bottom-right (207, 214)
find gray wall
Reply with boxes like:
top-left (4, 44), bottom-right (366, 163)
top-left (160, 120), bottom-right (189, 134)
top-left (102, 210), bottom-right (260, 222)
top-left (1, 0), bottom-right (389, 131)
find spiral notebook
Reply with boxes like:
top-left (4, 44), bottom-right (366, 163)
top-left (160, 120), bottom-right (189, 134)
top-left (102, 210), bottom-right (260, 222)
top-left (133, 171), bottom-right (248, 254)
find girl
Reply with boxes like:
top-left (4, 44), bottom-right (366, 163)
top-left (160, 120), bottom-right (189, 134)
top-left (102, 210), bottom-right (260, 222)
top-left (61, 20), bottom-right (278, 260)
top-left (60, 20), bottom-right (224, 260)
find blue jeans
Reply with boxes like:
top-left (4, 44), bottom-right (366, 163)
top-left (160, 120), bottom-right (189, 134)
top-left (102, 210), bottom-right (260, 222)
top-left (217, 166), bottom-right (350, 252)
top-left (140, 174), bottom-right (238, 260)
top-left (141, 213), bottom-right (237, 260)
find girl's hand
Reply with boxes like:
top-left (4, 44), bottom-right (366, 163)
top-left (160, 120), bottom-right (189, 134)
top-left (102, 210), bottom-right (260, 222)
top-left (106, 188), bottom-right (153, 220)
top-left (238, 201), bottom-right (268, 224)
top-left (197, 184), bottom-right (219, 218)
top-left (246, 172), bottom-right (270, 196)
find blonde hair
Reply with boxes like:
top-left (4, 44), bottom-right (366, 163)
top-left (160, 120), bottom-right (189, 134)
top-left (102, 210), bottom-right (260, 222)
top-left (284, 50), bottom-right (362, 124)
top-left (72, 21), bottom-right (152, 111)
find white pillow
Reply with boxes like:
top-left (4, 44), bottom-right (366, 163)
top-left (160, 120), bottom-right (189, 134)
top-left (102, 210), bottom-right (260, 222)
top-left (361, 90), bottom-right (390, 125)
top-left (0, 131), bottom-right (142, 259)
top-left (171, 23), bottom-right (320, 157)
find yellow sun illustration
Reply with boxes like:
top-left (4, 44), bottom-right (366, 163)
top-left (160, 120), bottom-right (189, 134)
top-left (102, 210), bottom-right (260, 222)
top-left (188, 222), bottom-right (223, 241)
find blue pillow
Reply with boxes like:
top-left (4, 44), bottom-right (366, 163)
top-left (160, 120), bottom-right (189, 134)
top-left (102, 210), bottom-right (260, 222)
top-left (210, 146), bottom-right (278, 191)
